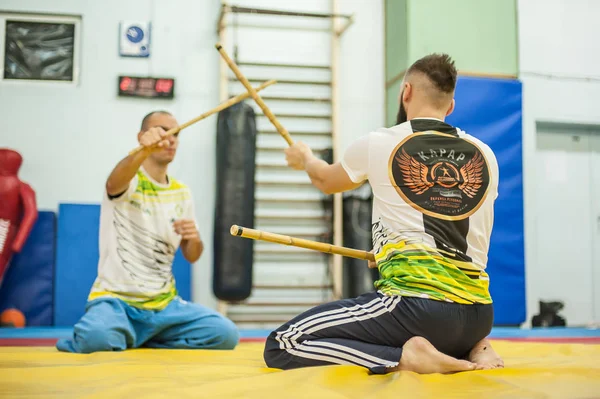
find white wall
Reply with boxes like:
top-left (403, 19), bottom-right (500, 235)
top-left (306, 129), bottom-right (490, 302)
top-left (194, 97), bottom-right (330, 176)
top-left (518, 0), bottom-right (600, 326)
top-left (519, 0), bottom-right (600, 79)
top-left (337, 0), bottom-right (385, 150)
top-left (0, 0), bottom-right (384, 310)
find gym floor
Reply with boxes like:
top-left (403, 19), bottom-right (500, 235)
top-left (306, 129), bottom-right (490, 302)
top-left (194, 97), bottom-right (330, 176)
top-left (1, 327), bottom-right (598, 398)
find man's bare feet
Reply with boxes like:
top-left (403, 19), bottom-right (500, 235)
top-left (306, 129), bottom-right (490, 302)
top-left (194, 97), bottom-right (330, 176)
top-left (391, 336), bottom-right (478, 374)
top-left (468, 338), bottom-right (504, 370)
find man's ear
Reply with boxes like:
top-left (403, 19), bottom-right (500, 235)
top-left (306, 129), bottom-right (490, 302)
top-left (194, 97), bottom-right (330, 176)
top-left (402, 82), bottom-right (412, 103)
top-left (446, 99), bottom-right (455, 117)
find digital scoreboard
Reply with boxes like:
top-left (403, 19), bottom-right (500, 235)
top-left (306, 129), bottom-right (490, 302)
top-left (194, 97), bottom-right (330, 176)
top-left (118, 76), bottom-right (175, 99)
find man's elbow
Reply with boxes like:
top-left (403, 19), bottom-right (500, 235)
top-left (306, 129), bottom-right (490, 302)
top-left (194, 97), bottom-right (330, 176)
top-left (106, 180), bottom-right (123, 197)
top-left (312, 179), bottom-right (335, 195)
top-left (105, 181), bottom-right (114, 195)
top-left (184, 252), bottom-right (201, 264)
top-left (309, 172), bottom-right (336, 195)
top-left (184, 242), bottom-right (204, 263)
top-left (314, 178), bottom-right (360, 195)
top-left (185, 255), bottom-right (201, 264)
top-left (319, 185), bottom-right (337, 195)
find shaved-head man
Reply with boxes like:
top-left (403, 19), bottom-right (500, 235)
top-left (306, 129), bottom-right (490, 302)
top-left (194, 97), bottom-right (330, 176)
top-left (57, 111), bottom-right (239, 354)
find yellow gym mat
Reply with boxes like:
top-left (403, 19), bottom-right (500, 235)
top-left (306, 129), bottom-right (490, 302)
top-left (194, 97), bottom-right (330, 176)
top-left (1, 341), bottom-right (599, 398)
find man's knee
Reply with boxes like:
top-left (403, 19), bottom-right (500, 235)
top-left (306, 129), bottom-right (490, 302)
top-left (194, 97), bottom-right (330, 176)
top-left (263, 331), bottom-right (287, 369)
top-left (263, 341), bottom-right (277, 368)
top-left (213, 318), bottom-right (239, 349)
top-left (74, 328), bottom-right (127, 353)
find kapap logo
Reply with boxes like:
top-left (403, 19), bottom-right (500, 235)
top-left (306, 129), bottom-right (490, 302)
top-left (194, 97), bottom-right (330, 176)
top-left (389, 132), bottom-right (490, 220)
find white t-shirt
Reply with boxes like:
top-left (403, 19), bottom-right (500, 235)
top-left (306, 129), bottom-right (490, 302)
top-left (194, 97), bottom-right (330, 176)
top-left (341, 119), bottom-right (499, 304)
top-left (88, 167), bottom-right (196, 310)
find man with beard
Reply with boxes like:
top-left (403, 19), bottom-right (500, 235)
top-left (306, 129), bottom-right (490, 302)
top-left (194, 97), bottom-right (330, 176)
top-left (57, 111), bottom-right (239, 353)
top-left (264, 54), bottom-right (503, 374)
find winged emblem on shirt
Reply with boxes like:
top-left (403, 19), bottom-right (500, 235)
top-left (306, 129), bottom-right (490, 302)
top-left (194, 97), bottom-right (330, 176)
top-left (395, 149), bottom-right (434, 195)
top-left (458, 152), bottom-right (485, 198)
top-left (395, 149), bottom-right (485, 198)
top-left (113, 208), bottom-right (175, 291)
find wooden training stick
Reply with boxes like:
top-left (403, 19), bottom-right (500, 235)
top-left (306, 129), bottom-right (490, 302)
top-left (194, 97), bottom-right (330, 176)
top-left (230, 225), bottom-right (375, 261)
top-left (215, 43), bottom-right (294, 146)
top-left (128, 79), bottom-right (276, 155)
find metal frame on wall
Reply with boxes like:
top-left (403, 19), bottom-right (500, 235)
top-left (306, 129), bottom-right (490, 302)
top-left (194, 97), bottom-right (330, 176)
top-left (215, 2), bottom-right (354, 327)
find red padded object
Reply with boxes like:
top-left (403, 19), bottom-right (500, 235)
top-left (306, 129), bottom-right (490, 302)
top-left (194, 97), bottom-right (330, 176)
top-left (0, 149), bottom-right (37, 282)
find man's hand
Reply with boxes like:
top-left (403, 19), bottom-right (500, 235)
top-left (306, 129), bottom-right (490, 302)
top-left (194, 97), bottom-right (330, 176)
top-left (368, 250), bottom-right (377, 269)
top-left (285, 140), bottom-right (360, 195)
top-left (173, 219), bottom-right (201, 242)
top-left (140, 127), bottom-right (171, 152)
top-left (174, 219), bottom-right (203, 263)
top-left (285, 141), bottom-right (314, 170)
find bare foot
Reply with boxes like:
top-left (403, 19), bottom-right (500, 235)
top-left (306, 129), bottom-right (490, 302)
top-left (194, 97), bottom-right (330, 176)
top-left (393, 336), bottom-right (478, 374)
top-left (468, 338), bottom-right (504, 370)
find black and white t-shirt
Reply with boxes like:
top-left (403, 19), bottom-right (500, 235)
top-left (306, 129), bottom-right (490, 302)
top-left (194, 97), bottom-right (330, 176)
top-left (341, 118), bottom-right (499, 304)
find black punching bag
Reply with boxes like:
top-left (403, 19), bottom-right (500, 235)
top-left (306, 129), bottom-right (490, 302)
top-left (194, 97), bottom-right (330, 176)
top-left (213, 102), bottom-right (257, 302)
top-left (342, 183), bottom-right (379, 298)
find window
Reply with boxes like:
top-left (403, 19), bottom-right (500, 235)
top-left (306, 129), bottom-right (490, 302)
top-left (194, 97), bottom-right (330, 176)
top-left (0, 13), bottom-right (80, 83)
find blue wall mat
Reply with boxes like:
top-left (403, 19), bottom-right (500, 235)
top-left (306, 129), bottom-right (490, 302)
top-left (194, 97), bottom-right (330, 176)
top-left (0, 211), bottom-right (56, 326)
top-left (54, 204), bottom-right (191, 327)
top-left (446, 76), bottom-right (525, 325)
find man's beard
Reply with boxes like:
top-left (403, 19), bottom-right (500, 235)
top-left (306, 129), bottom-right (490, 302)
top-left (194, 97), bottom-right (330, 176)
top-left (396, 93), bottom-right (407, 125)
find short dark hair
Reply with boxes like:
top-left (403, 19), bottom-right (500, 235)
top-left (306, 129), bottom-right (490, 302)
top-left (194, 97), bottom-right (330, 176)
top-left (140, 110), bottom-right (172, 131)
top-left (406, 53), bottom-right (457, 94)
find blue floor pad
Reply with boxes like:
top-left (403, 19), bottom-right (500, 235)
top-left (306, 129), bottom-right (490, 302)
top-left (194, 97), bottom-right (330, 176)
top-left (0, 326), bottom-right (598, 339)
